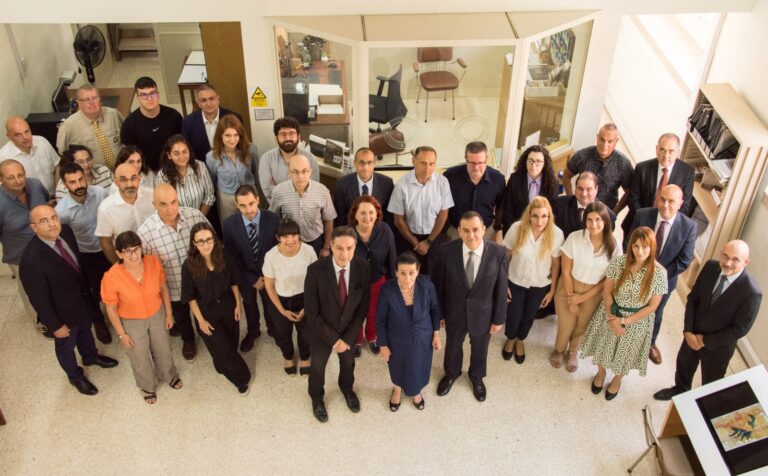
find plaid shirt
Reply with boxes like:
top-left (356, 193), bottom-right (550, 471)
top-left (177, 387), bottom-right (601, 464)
top-left (137, 207), bottom-right (209, 301)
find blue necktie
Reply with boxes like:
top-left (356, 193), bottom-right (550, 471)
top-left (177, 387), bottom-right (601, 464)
top-left (362, 184), bottom-right (369, 196)
top-left (247, 222), bottom-right (259, 258)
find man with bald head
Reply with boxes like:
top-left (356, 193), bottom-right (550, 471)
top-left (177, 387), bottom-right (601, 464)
top-left (654, 240), bottom-right (762, 400)
top-left (269, 154), bottom-right (336, 256)
top-left (138, 183), bottom-right (209, 361)
top-left (1, 117), bottom-right (61, 194)
top-left (95, 163), bottom-right (154, 262)
top-left (19, 205), bottom-right (119, 395)
top-left (0, 159), bottom-right (50, 330)
top-left (629, 184), bottom-right (696, 364)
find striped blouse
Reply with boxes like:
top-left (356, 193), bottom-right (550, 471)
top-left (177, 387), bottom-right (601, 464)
top-left (55, 164), bottom-right (113, 200)
top-left (156, 164), bottom-right (216, 210)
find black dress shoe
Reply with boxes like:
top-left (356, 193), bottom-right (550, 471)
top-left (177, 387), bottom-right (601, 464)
top-left (471, 379), bottom-right (487, 402)
top-left (502, 347), bottom-right (514, 361)
top-left (354, 345), bottom-right (362, 358)
top-left (284, 365), bottom-right (297, 375)
top-left (653, 386), bottom-right (686, 401)
top-left (92, 321), bottom-right (112, 344)
top-left (312, 400), bottom-right (328, 423)
top-left (514, 350), bottom-right (526, 365)
top-left (240, 332), bottom-right (258, 353)
top-left (591, 379), bottom-right (603, 395)
top-left (85, 355), bottom-right (119, 369)
top-left (182, 340), bottom-right (197, 362)
top-left (605, 381), bottom-right (621, 401)
top-left (70, 377), bottom-right (98, 396)
top-left (369, 341), bottom-right (380, 355)
top-left (343, 391), bottom-right (361, 413)
top-left (299, 365), bottom-right (310, 376)
top-left (437, 376), bottom-right (455, 396)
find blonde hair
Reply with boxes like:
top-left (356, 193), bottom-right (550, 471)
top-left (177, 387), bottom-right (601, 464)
top-left (512, 196), bottom-right (555, 260)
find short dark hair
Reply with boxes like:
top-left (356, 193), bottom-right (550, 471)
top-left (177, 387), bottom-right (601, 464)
top-left (273, 117), bottom-right (301, 136)
top-left (114, 231), bottom-right (142, 264)
top-left (576, 171), bottom-right (599, 188)
top-left (134, 76), bottom-right (157, 92)
top-left (459, 211), bottom-right (484, 225)
top-left (464, 141), bottom-right (487, 156)
top-left (354, 147), bottom-right (374, 162)
top-left (276, 218), bottom-right (301, 238)
top-left (331, 226), bottom-right (357, 242)
top-left (396, 251), bottom-right (420, 270)
top-left (194, 83), bottom-right (217, 97)
top-left (413, 146), bottom-right (437, 158)
top-left (115, 145), bottom-right (149, 175)
top-left (235, 184), bottom-right (259, 200)
top-left (61, 144), bottom-right (92, 164)
top-left (59, 162), bottom-right (85, 182)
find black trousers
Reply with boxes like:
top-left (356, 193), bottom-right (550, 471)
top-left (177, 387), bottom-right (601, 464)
top-left (305, 235), bottom-right (324, 256)
top-left (443, 320), bottom-right (492, 382)
top-left (55, 318), bottom-right (98, 381)
top-left (394, 232), bottom-right (435, 276)
top-left (241, 285), bottom-right (275, 336)
top-left (308, 341), bottom-right (356, 402)
top-left (674, 339), bottom-right (735, 390)
top-left (80, 251), bottom-right (111, 324)
top-left (505, 281), bottom-right (549, 340)
top-left (271, 294), bottom-right (310, 361)
top-left (196, 293), bottom-right (251, 388)
top-left (171, 301), bottom-right (194, 343)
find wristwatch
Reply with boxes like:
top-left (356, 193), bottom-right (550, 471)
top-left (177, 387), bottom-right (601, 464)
top-left (620, 318), bottom-right (626, 328)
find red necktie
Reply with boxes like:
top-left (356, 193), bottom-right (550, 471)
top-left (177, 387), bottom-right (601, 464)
top-left (55, 238), bottom-right (80, 272)
top-left (655, 220), bottom-right (668, 258)
top-left (654, 167), bottom-right (669, 207)
top-left (338, 268), bottom-right (347, 306)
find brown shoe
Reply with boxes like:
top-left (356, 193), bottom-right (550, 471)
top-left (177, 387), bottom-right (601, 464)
top-left (649, 344), bottom-right (662, 365)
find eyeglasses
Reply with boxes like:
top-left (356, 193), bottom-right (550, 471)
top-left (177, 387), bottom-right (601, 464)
top-left (120, 246), bottom-right (142, 256)
top-left (527, 159), bottom-right (545, 166)
top-left (290, 169), bottom-right (311, 176)
top-left (137, 91), bottom-right (159, 101)
top-left (77, 96), bottom-right (100, 103)
top-left (277, 131), bottom-right (298, 139)
top-left (195, 238), bottom-right (215, 246)
top-left (32, 215), bottom-right (60, 226)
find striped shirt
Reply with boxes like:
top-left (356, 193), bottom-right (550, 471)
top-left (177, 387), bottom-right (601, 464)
top-left (55, 165), bottom-right (113, 200)
top-left (156, 165), bottom-right (215, 210)
top-left (269, 180), bottom-right (336, 242)
top-left (137, 207), bottom-right (210, 301)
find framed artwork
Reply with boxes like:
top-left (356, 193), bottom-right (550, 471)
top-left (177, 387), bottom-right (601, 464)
top-left (549, 29), bottom-right (576, 65)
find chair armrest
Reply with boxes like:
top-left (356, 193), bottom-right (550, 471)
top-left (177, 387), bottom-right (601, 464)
top-left (376, 75), bottom-right (389, 81)
top-left (457, 58), bottom-right (467, 69)
top-left (412, 62), bottom-right (420, 73)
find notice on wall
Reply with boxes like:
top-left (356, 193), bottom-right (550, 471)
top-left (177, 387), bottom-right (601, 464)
top-left (253, 108), bottom-right (274, 121)
top-left (251, 87), bottom-right (267, 107)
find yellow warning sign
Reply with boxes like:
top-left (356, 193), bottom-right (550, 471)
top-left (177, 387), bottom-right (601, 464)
top-left (251, 87), bottom-right (267, 107)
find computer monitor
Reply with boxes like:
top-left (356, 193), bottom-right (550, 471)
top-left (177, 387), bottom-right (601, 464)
top-left (51, 79), bottom-right (72, 113)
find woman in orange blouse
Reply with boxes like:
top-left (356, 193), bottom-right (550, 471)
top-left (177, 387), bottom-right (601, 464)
top-left (101, 231), bottom-right (182, 404)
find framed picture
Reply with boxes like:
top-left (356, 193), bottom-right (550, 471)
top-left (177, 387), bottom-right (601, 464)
top-left (549, 29), bottom-right (576, 65)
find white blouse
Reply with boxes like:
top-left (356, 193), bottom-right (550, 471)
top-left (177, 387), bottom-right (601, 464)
top-left (504, 221), bottom-right (564, 288)
top-left (560, 230), bottom-right (623, 285)
top-left (262, 243), bottom-right (317, 297)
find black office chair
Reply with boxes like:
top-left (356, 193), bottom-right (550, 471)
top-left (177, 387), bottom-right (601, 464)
top-left (369, 65), bottom-right (407, 132)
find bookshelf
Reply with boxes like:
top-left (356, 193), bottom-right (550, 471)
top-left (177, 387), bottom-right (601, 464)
top-left (681, 83), bottom-right (768, 288)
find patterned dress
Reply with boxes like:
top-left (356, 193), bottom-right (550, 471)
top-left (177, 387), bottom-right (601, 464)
top-left (580, 254), bottom-right (667, 376)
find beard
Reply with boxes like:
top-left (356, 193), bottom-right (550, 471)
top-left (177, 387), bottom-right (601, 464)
top-left (72, 187), bottom-right (87, 197)
top-left (278, 140), bottom-right (297, 153)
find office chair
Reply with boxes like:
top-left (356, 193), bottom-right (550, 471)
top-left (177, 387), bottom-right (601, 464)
top-left (627, 405), bottom-right (697, 475)
top-left (413, 47), bottom-right (467, 122)
top-left (369, 64), bottom-right (407, 132)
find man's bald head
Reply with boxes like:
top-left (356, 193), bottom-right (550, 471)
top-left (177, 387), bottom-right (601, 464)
top-left (5, 117), bottom-right (33, 153)
top-left (29, 204), bottom-right (61, 241)
top-left (153, 183), bottom-right (180, 224)
top-left (719, 240), bottom-right (751, 276)
top-left (0, 159), bottom-right (26, 193)
top-left (658, 184), bottom-right (683, 220)
top-left (288, 154), bottom-right (312, 189)
top-left (154, 183), bottom-right (178, 204)
top-left (114, 163), bottom-right (140, 200)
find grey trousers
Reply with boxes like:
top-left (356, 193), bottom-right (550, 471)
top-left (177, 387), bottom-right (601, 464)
top-left (122, 307), bottom-right (178, 392)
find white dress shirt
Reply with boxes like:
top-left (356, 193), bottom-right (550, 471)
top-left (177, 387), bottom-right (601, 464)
top-left (204, 110), bottom-right (220, 147)
top-left (560, 230), bottom-right (622, 285)
top-left (503, 221), bottom-right (564, 288)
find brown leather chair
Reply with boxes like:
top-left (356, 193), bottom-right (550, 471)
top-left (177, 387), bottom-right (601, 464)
top-left (413, 47), bottom-right (467, 122)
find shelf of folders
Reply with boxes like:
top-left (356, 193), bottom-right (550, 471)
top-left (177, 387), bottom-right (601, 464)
top-left (687, 97), bottom-right (740, 188)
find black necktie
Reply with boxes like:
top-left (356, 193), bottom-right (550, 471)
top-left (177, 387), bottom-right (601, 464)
top-left (362, 184), bottom-right (369, 196)
top-left (711, 276), bottom-right (727, 304)
top-left (247, 222), bottom-right (259, 258)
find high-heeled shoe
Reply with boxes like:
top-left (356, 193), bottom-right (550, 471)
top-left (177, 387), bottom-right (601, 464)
top-left (412, 394), bottom-right (425, 410)
top-left (389, 388), bottom-right (401, 412)
top-left (605, 381), bottom-right (621, 401)
top-left (591, 376), bottom-right (604, 395)
top-left (514, 341), bottom-right (526, 365)
top-left (502, 339), bottom-right (515, 361)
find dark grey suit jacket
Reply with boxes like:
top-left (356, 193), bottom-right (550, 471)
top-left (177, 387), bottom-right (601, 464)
top-left (630, 208), bottom-right (696, 288)
top-left (222, 209), bottom-right (279, 287)
top-left (333, 172), bottom-right (394, 226)
top-left (181, 107), bottom-right (241, 162)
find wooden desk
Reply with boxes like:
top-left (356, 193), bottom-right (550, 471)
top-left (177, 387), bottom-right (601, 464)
top-left (66, 88), bottom-right (134, 118)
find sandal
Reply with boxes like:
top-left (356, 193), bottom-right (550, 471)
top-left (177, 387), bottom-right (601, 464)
top-left (565, 351), bottom-right (579, 373)
top-left (169, 377), bottom-right (183, 390)
top-left (141, 389), bottom-right (157, 404)
top-left (389, 388), bottom-right (401, 412)
top-left (412, 394), bottom-right (425, 411)
top-left (549, 350), bottom-right (563, 369)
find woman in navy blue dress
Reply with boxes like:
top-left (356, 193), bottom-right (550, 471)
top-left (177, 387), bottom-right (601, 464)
top-left (377, 252), bottom-right (441, 411)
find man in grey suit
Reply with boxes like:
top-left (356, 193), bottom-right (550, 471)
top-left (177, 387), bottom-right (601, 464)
top-left (432, 211), bottom-right (509, 402)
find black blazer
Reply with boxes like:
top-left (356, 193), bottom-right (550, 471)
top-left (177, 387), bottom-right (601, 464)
top-left (553, 195), bottom-right (617, 238)
top-left (627, 159), bottom-right (694, 219)
top-left (684, 260), bottom-right (762, 350)
top-left (501, 172), bottom-right (559, 233)
top-left (629, 208), bottom-right (696, 288)
top-left (181, 107), bottom-right (241, 163)
top-left (19, 225), bottom-right (100, 332)
top-left (221, 209), bottom-right (279, 287)
top-left (432, 239), bottom-right (509, 337)
top-left (304, 255), bottom-right (371, 347)
top-left (333, 172), bottom-right (394, 226)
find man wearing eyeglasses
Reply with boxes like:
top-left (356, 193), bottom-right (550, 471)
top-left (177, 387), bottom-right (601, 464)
top-left (181, 83), bottom-right (242, 164)
top-left (2, 116), bottom-right (61, 194)
top-left (442, 141), bottom-right (505, 243)
top-left (258, 117), bottom-right (319, 204)
top-left (120, 76), bottom-right (182, 172)
top-left (56, 83), bottom-right (124, 171)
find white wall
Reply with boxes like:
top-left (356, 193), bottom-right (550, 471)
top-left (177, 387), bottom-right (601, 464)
top-left (707, 0), bottom-right (768, 367)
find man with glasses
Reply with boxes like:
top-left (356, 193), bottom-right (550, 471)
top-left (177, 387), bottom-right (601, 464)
top-left (2, 116), bottom-right (61, 194)
top-left (269, 155), bottom-right (336, 256)
top-left (120, 76), bottom-right (182, 172)
top-left (54, 145), bottom-right (113, 200)
top-left (56, 84), bottom-right (124, 171)
top-left (333, 147), bottom-right (394, 226)
top-left (19, 204), bottom-right (119, 396)
top-left (443, 141), bottom-right (505, 242)
top-left (258, 117), bottom-right (319, 204)
top-left (0, 159), bottom-right (50, 332)
top-left (137, 183), bottom-right (209, 362)
top-left (181, 83), bottom-right (242, 163)
top-left (55, 162), bottom-right (113, 344)
top-left (95, 163), bottom-right (155, 263)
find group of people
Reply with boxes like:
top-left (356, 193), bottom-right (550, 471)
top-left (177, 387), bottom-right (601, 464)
top-left (0, 78), bottom-right (762, 421)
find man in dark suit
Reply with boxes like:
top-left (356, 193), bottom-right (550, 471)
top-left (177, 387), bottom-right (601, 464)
top-left (630, 185), bottom-right (696, 364)
top-left (622, 133), bottom-right (695, 239)
top-left (333, 147), bottom-right (394, 226)
top-left (654, 240), bottom-right (762, 400)
top-left (303, 226), bottom-right (371, 422)
top-left (180, 84), bottom-right (242, 163)
top-left (433, 211), bottom-right (509, 402)
top-left (222, 184), bottom-right (279, 352)
top-left (19, 205), bottom-right (119, 395)
top-left (554, 171), bottom-right (616, 237)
